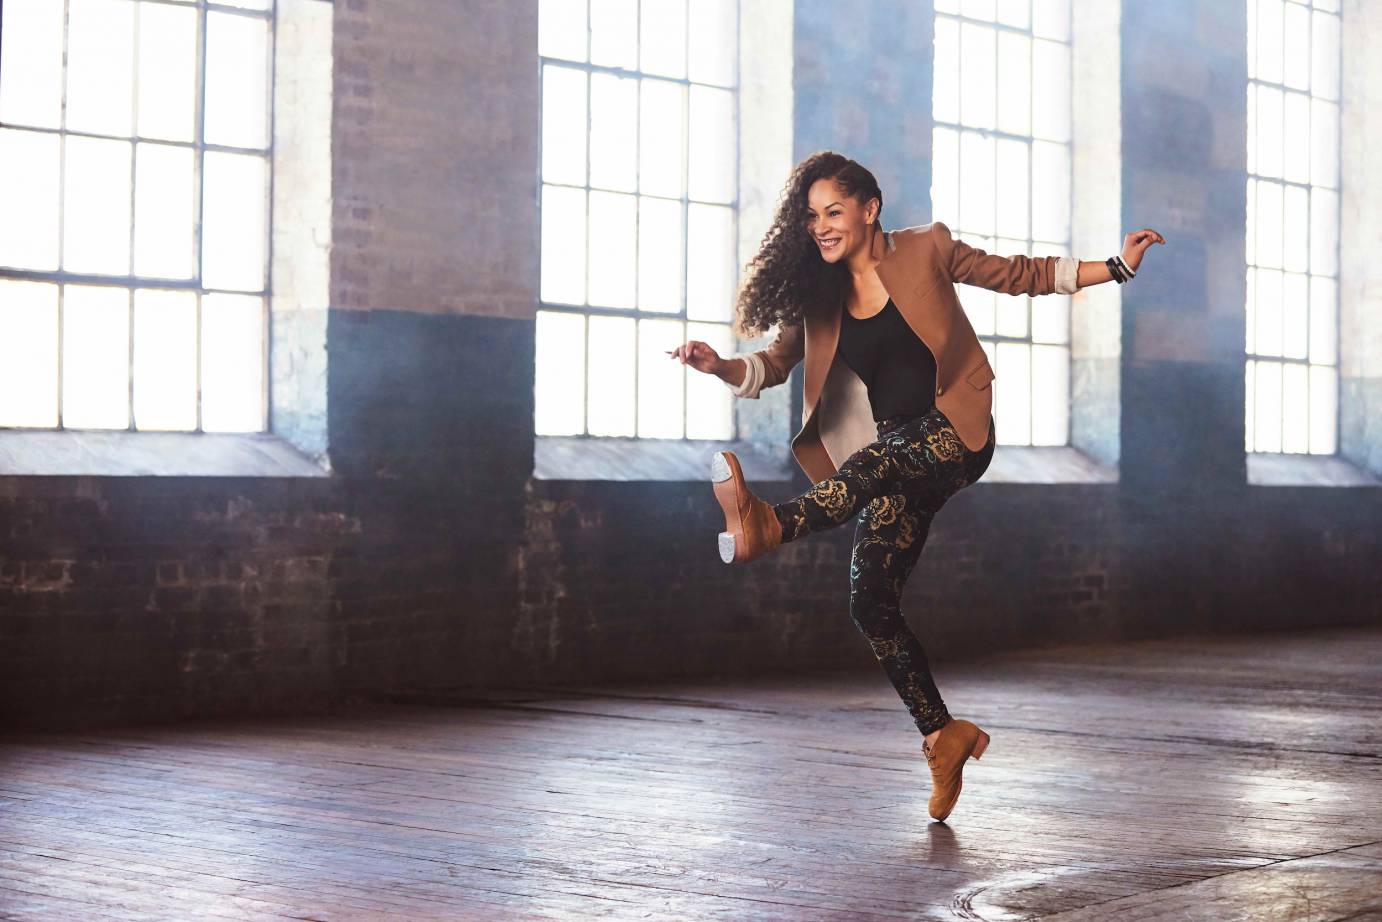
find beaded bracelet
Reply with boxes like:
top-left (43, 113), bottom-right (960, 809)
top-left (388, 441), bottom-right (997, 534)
top-left (1105, 255), bottom-right (1137, 284)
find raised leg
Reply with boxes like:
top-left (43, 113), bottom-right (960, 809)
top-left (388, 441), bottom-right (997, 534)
top-left (773, 412), bottom-right (972, 544)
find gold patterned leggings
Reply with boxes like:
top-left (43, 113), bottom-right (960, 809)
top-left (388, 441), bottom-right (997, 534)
top-left (772, 407), bottom-right (996, 735)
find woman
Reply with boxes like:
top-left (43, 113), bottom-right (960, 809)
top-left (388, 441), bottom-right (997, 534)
top-left (670, 151), bottom-right (1164, 822)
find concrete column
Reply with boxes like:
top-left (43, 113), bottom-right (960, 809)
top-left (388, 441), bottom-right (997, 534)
top-left (1119, 1), bottom-right (1247, 492)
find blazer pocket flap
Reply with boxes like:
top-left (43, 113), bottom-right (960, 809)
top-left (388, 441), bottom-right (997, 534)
top-left (965, 361), bottom-right (996, 390)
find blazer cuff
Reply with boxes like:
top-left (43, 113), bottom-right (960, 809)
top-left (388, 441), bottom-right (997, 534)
top-left (1054, 256), bottom-right (1080, 294)
top-left (723, 353), bottom-right (764, 399)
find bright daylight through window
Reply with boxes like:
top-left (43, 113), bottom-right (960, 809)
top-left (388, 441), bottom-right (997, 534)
top-left (1245, 0), bottom-right (1341, 455)
top-left (932, 0), bottom-right (1074, 448)
top-left (536, 0), bottom-right (741, 441)
top-left (0, 0), bottom-right (274, 433)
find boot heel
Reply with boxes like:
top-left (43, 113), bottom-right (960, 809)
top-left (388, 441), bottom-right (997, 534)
top-left (970, 730), bottom-right (990, 760)
top-left (717, 532), bottom-right (736, 563)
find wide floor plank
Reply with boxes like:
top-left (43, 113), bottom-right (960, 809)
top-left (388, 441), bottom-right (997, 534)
top-left (2, 626), bottom-right (1378, 920)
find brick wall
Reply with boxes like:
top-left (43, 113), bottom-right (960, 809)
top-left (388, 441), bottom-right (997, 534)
top-left (1, 0), bottom-right (1378, 731)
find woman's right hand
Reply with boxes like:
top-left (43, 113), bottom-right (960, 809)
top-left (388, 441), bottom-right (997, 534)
top-left (668, 340), bottom-right (724, 376)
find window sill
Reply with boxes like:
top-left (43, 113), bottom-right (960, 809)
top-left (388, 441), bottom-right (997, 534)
top-left (976, 445), bottom-right (1119, 485)
top-left (534, 436), bottom-right (796, 482)
top-left (1247, 452), bottom-right (1380, 487)
top-left (0, 430), bottom-right (331, 478)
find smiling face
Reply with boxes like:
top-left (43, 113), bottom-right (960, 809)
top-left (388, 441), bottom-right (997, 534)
top-left (805, 177), bottom-right (878, 264)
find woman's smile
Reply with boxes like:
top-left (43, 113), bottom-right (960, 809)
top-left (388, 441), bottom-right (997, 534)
top-left (818, 235), bottom-right (843, 252)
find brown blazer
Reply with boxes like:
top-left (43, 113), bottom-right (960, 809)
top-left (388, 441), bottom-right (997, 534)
top-left (732, 221), bottom-right (1071, 484)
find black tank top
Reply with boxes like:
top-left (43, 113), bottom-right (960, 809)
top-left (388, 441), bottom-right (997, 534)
top-left (837, 297), bottom-right (937, 422)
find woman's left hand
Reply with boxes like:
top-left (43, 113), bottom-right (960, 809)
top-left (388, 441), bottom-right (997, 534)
top-left (1121, 228), bottom-right (1165, 272)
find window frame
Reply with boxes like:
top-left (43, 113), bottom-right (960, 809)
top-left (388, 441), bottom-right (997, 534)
top-left (930, 0), bottom-right (1077, 449)
top-left (1243, 0), bottom-right (1342, 458)
top-left (535, 0), bottom-right (745, 445)
top-left (0, 0), bottom-right (277, 436)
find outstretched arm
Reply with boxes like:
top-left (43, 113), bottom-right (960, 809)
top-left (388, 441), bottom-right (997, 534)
top-left (931, 221), bottom-right (1165, 295)
top-left (717, 321), bottom-right (805, 399)
top-left (931, 220), bottom-right (1068, 296)
top-left (1074, 229), bottom-right (1165, 288)
top-left (667, 321), bottom-right (806, 400)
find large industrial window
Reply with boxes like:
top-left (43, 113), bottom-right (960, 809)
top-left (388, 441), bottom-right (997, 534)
top-left (1245, 0), bottom-right (1340, 455)
top-left (535, 0), bottom-right (741, 441)
top-left (930, 0), bottom-right (1073, 447)
top-left (0, 0), bottom-right (273, 433)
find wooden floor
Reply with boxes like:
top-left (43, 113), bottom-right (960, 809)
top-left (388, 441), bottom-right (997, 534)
top-left (2, 626), bottom-right (1379, 921)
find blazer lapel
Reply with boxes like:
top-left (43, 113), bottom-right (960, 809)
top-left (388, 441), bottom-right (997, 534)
top-left (871, 227), bottom-right (909, 317)
top-left (873, 226), bottom-right (939, 361)
top-left (802, 304), bottom-right (840, 413)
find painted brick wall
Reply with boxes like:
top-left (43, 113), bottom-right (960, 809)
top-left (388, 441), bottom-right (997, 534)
top-left (331, 0), bottom-right (539, 319)
top-left (1, 0), bottom-right (1378, 731)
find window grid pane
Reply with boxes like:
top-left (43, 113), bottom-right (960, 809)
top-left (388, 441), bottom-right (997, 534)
top-left (1245, 0), bottom-right (1340, 456)
top-left (538, 0), bottom-right (741, 441)
top-left (0, 0), bottom-right (274, 434)
top-left (931, 4), bottom-right (1072, 447)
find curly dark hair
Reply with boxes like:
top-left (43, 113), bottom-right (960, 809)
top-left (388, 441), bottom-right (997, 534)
top-left (731, 151), bottom-right (883, 338)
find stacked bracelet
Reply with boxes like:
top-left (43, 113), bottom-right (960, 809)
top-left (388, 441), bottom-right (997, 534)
top-left (1105, 255), bottom-right (1136, 284)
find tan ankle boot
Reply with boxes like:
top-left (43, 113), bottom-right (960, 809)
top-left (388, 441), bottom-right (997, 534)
top-left (923, 718), bottom-right (990, 821)
top-left (710, 451), bottom-right (783, 564)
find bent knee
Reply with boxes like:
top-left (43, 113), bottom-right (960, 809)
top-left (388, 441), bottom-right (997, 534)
top-left (848, 584), bottom-right (904, 628)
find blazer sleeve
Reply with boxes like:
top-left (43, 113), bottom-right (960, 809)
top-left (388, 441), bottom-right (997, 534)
top-left (722, 320), bottom-right (805, 400)
top-left (930, 220), bottom-right (1080, 297)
